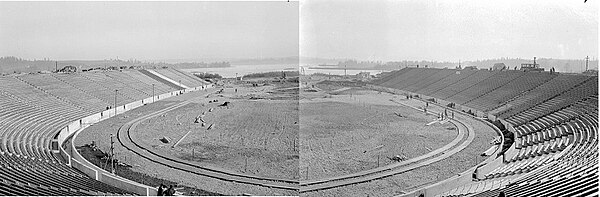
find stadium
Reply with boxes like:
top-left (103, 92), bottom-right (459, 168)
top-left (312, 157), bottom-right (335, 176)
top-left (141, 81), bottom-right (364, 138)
top-left (0, 1), bottom-right (597, 197)
top-left (297, 66), bottom-right (598, 197)
top-left (1, 62), bottom-right (596, 197)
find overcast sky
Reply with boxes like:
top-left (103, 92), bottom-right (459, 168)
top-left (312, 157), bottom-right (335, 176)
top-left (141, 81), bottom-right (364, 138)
top-left (0, 1), bottom-right (596, 62)
top-left (301, 0), bottom-right (598, 61)
top-left (0, 1), bottom-right (299, 61)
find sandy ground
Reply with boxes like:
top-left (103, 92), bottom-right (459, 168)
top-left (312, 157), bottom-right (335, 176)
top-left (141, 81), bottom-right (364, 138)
top-left (134, 99), bottom-right (299, 180)
top-left (75, 84), bottom-right (298, 196)
top-left (299, 98), bottom-right (457, 180)
top-left (73, 75), bottom-right (498, 196)
top-left (300, 90), bottom-right (498, 197)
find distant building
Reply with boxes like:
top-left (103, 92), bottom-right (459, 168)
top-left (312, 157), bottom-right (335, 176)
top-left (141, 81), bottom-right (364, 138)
top-left (492, 63), bottom-right (507, 71)
top-left (520, 57), bottom-right (545, 72)
top-left (356, 72), bottom-right (371, 79)
top-left (582, 69), bottom-right (598, 76)
top-left (463, 66), bottom-right (478, 70)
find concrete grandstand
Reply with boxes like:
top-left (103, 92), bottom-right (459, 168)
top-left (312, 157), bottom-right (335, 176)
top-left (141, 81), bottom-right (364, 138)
top-left (0, 68), bottom-right (208, 195)
top-left (0, 65), bottom-right (597, 196)
top-left (369, 67), bottom-right (598, 197)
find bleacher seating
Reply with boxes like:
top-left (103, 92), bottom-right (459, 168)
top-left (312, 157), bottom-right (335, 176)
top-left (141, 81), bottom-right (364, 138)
top-left (464, 72), bottom-right (556, 112)
top-left (492, 74), bottom-right (591, 119)
top-left (18, 74), bottom-right (109, 112)
top-left (503, 77), bottom-right (597, 126)
top-left (396, 69), bottom-right (444, 91)
top-left (82, 72), bottom-right (150, 102)
top-left (169, 68), bottom-right (209, 86)
top-left (418, 69), bottom-right (478, 96)
top-left (431, 70), bottom-right (497, 101)
top-left (0, 151), bottom-right (132, 195)
top-left (378, 68), bottom-right (426, 88)
top-left (447, 70), bottom-right (524, 107)
top-left (120, 70), bottom-right (177, 93)
top-left (409, 69), bottom-right (457, 94)
top-left (472, 106), bottom-right (598, 196)
top-left (371, 67), bottom-right (598, 196)
top-left (53, 72), bottom-right (132, 107)
top-left (372, 69), bottom-right (410, 86)
top-left (0, 69), bottom-right (205, 195)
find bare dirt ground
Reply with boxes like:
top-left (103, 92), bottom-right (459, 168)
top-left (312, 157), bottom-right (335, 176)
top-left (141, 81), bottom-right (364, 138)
top-left (299, 100), bottom-right (457, 180)
top-left (75, 80), bottom-right (299, 196)
top-left (301, 95), bottom-right (498, 197)
top-left (133, 99), bottom-right (299, 180)
top-left (299, 76), bottom-right (498, 197)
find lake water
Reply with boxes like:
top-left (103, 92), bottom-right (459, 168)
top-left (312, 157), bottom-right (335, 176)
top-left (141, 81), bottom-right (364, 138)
top-left (182, 64), bottom-right (297, 78)
top-left (182, 64), bottom-right (386, 78)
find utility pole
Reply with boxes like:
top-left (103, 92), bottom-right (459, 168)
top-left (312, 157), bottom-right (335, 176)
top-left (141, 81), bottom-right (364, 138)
top-left (306, 166), bottom-right (309, 180)
top-left (244, 156), bottom-right (248, 173)
top-left (585, 56), bottom-right (589, 71)
top-left (114, 90), bottom-right (118, 115)
top-left (110, 134), bottom-right (115, 174)
top-left (344, 65), bottom-right (347, 77)
top-left (377, 152), bottom-right (380, 167)
top-left (152, 84), bottom-right (155, 103)
top-left (55, 61), bottom-right (58, 72)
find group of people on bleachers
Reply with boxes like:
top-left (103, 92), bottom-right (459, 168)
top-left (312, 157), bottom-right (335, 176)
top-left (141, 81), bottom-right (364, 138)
top-left (157, 184), bottom-right (176, 196)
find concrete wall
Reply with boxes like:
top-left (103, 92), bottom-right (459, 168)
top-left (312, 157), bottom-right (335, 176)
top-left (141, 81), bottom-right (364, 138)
top-left (67, 121), bottom-right (81, 133)
top-left (409, 169), bottom-right (476, 197)
top-left (100, 173), bottom-right (155, 196)
top-left (81, 113), bottom-right (102, 124)
top-left (142, 97), bottom-right (157, 105)
top-left (125, 100), bottom-right (143, 111)
top-left (476, 156), bottom-right (504, 179)
top-left (53, 86), bottom-right (203, 196)
top-left (71, 159), bottom-right (98, 180)
top-left (503, 144), bottom-right (519, 162)
top-left (159, 92), bottom-right (172, 100)
top-left (101, 109), bottom-right (114, 119)
top-left (59, 145), bottom-right (71, 166)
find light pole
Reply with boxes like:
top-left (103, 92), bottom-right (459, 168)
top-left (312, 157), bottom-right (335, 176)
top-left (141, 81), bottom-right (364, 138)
top-left (152, 84), bottom-right (155, 102)
top-left (114, 89), bottom-right (118, 115)
top-left (110, 134), bottom-right (115, 174)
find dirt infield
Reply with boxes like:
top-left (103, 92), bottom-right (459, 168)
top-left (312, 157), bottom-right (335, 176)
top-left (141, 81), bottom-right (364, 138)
top-left (133, 99), bottom-right (299, 180)
top-left (299, 98), bottom-right (458, 181)
top-left (301, 93), bottom-right (498, 197)
top-left (74, 85), bottom-right (299, 196)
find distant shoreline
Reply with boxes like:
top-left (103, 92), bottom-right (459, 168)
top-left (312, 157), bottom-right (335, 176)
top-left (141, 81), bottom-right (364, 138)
top-left (308, 66), bottom-right (381, 71)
